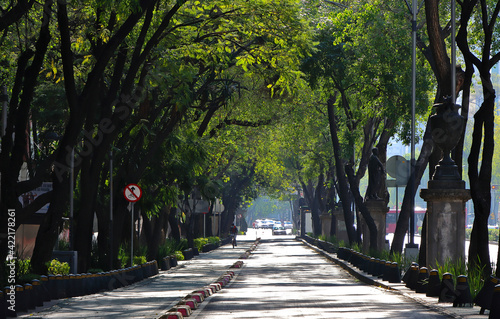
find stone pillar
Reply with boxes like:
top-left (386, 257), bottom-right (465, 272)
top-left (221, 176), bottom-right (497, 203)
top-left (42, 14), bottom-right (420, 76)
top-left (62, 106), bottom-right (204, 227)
top-left (333, 208), bottom-right (349, 243)
top-left (361, 199), bottom-right (389, 252)
top-left (320, 214), bottom-right (332, 238)
top-left (420, 181), bottom-right (470, 270)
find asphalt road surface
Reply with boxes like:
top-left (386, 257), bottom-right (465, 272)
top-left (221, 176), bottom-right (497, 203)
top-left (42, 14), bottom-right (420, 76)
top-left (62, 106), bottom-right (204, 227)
top-left (193, 234), bottom-right (449, 319)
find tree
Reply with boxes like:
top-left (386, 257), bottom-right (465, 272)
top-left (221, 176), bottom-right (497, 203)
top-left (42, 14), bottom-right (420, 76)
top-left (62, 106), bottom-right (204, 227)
top-left (456, 0), bottom-right (500, 275)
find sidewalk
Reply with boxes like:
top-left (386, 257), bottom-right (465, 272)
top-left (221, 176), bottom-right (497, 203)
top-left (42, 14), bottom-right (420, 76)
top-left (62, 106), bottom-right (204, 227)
top-left (16, 240), bottom-right (254, 319)
top-left (299, 238), bottom-right (489, 319)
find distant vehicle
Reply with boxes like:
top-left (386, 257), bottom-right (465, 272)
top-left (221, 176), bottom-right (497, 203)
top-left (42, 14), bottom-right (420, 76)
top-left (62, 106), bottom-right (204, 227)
top-left (260, 219), bottom-right (273, 229)
top-left (284, 221), bottom-right (293, 229)
top-left (272, 226), bottom-right (286, 235)
top-left (386, 207), bottom-right (426, 233)
top-left (273, 220), bottom-right (282, 227)
top-left (254, 219), bottom-right (265, 228)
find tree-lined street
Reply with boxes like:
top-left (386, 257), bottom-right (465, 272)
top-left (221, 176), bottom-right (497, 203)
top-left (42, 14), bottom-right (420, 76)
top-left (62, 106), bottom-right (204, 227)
top-left (2, 0), bottom-right (500, 316)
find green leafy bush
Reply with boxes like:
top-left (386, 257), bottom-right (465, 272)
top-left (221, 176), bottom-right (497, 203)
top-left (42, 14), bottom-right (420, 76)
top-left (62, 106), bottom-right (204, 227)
top-left (134, 256), bottom-right (147, 265)
top-left (118, 244), bottom-right (130, 269)
top-left (194, 238), bottom-right (208, 251)
top-left (207, 236), bottom-right (220, 245)
top-left (174, 251), bottom-right (184, 261)
top-left (46, 259), bottom-right (70, 275)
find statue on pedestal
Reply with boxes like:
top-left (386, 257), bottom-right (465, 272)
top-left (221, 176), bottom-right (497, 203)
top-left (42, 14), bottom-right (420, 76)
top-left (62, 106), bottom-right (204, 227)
top-left (365, 147), bottom-right (385, 200)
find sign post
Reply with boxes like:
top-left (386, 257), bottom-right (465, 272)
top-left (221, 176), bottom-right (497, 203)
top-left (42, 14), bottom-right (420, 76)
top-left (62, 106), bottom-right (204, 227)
top-left (124, 184), bottom-right (142, 267)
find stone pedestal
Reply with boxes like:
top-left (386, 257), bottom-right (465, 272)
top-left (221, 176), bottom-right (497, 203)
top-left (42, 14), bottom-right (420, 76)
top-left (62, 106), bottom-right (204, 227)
top-left (361, 199), bottom-right (389, 252)
top-left (320, 213), bottom-right (332, 238)
top-left (333, 208), bottom-right (349, 243)
top-left (420, 180), bottom-right (470, 270)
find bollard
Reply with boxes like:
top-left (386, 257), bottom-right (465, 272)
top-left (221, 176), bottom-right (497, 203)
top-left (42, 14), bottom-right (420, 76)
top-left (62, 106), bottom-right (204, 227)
top-left (453, 275), bottom-right (473, 307)
top-left (31, 279), bottom-right (44, 307)
top-left (0, 290), bottom-right (5, 319)
top-left (193, 288), bottom-right (212, 297)
top-left (24, 283), bottom-right (35, 310)
top-left (387, 262), bottom-right (401, 283)
top-left (47, 274), bottom-right (57, 300)
top-left (170, 255), bottom-right (178, 268)
top-left (55, 274), bottom-right (65, 299)
top-left (376, 260), bottom-right (386, 279)
top-left (169, 305), bottom-right (192, 317)
top-left (162, 257), bottom-right (171, 271)
top-left (15, 284), bottom-right (27, 313)
top-left (371, 259), bottom-right (381, 277)
top-left (475, 275), bottom-right (499, 314)
top-left (426, 269), bottom-right (441, 297)
top-left (402, 263), bottom-right (416, 284)
top-left (177, 298), bottom-right (198, 310)
top-left (415, 267), bottom-right (429, 293)
top-left (489, 284), bottom-right (500, 319)
top-left (405, 264), bottom-right (419, 290)
top-left (186, 292), bottom-right (204, 303)
top-left (382, 261), bottom-right (392, 282)
top-left (4, 286), bottom-right (16, 317)
top-left (62, 274), bottom-right (70, 298)
top-left (439, 272), bottom-right (456, 303)
top-left (39, 275), bottom-right (51, 302)
top-left (160, 312), bottom-right (184, 319)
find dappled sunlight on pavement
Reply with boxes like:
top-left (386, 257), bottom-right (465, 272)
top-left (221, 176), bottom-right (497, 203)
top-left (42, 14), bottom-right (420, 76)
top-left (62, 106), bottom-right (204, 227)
top-left (192, 239), bottom-right (448, 319)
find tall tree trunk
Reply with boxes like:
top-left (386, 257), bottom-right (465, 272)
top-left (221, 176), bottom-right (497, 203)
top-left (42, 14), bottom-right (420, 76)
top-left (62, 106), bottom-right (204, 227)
top-left (327, 94), bottom-right (356, 244)
top-left (345, 165), bottom-right (378, 251)
top-left (468, 83), bottom-right (494, 275)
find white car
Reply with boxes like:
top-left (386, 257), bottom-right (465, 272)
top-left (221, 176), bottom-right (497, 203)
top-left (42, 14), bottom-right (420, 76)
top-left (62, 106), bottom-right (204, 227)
top-left (254, 219), bottom-right (265, 228)
top-left (284, 221), bottom-right (293, 229)
top-left (262, 219), bottom-right (275, 229)
top-left (272, 226), bottom-right (287, 235)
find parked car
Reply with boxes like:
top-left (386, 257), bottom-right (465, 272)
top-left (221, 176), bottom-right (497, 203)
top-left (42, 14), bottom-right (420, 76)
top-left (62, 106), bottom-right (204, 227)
top-left (272, 226), bottom-right (287, 235)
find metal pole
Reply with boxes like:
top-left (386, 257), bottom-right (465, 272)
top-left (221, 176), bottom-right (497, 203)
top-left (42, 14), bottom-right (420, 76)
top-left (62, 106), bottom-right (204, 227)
top-left (131, 202), bottom-right (134, 267)
top-left (1, 86), bottom-right (7, 137)
top-left (451, 0), bottom-right (456, 102)
top-left (109, 149), bottom-right (113, 269)
top-left (70, 148), bottom-right (74, 251)
top-left (409, 0), bottom-right (417, 246)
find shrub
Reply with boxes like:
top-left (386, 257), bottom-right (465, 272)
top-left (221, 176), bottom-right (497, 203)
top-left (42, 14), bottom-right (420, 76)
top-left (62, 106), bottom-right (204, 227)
top-left (118, 244), bottom-right (130, 269)
top-left (174, 251), bottom-right (184, 261)
top-left (207, 236), bottom-right (220, 245)
top-left (194, 238), bottom-right (208, 251)
top-left (46, 259), bottom-right (70, 275)
top-left (134, 256), bottom-right (147, 265)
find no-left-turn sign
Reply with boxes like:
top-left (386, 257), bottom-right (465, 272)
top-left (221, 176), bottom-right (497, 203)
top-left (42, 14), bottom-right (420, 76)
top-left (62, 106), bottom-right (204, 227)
top-left (124, 184), bottom-right (142, 202)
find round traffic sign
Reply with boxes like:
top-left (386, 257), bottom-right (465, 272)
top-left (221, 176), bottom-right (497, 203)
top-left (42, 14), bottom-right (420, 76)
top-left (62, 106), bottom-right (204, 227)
top-left (386, 155), bottom-right (410, 186)
top-left (124, 184), bottom-right (142, 202)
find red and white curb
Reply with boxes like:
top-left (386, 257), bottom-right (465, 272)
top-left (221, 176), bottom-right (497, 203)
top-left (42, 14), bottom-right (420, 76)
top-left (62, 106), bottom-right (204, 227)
top-left (158, 266), bottom-right (239, 318)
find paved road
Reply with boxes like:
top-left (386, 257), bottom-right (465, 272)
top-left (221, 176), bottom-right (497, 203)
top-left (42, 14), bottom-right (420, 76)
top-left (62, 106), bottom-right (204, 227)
top-left (193, 235), bottom-right (449, 319)
top-left (18, 231), bottom-right (459, 318)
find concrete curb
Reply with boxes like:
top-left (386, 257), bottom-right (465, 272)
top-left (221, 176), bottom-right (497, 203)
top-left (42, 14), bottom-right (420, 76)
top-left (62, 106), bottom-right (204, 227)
top-left (297, 237), bottom-right (488, 319)
top-left (159, 238), bottom-right (260, 318)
